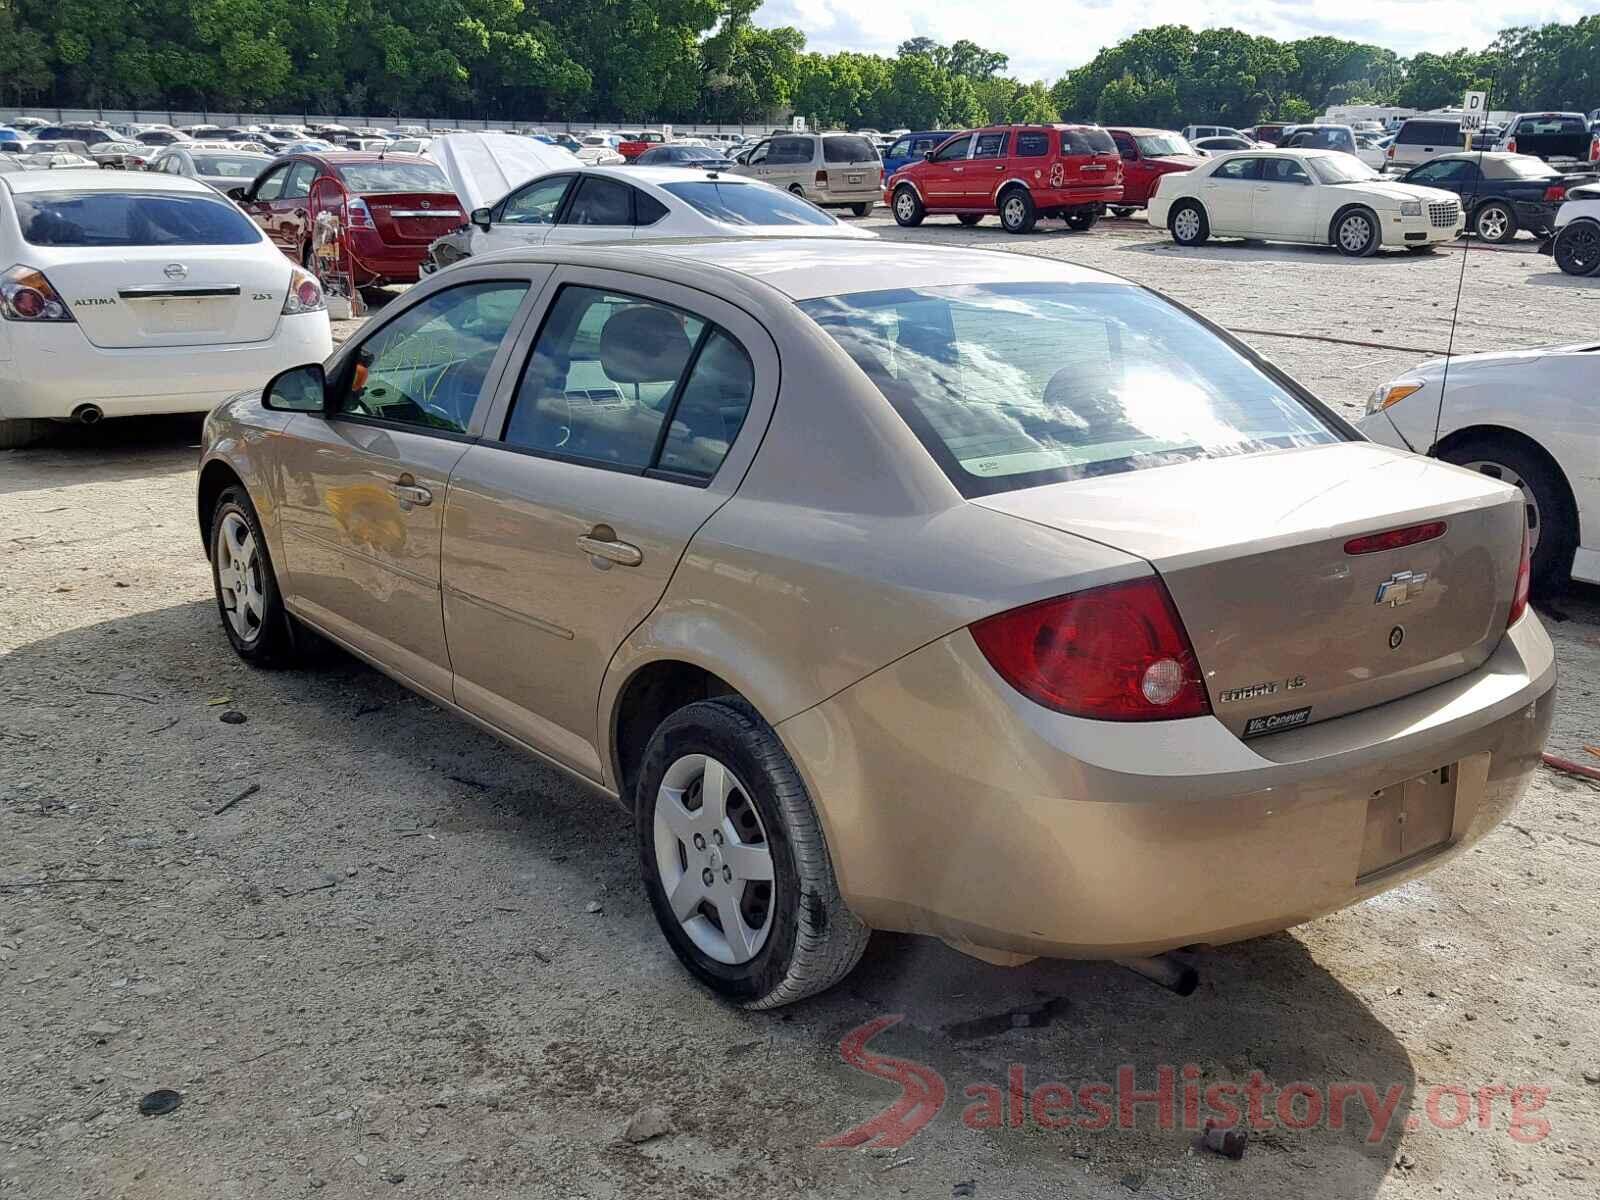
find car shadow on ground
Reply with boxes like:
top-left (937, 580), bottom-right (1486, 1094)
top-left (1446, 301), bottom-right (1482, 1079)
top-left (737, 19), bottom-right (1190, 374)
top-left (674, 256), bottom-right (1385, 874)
top-left (4, 599), bottom-right (1417, 1197)
top-left (1118, 238), bottom-right (1442, 266)
top-left (0, 415), bottom-right (203, 497)
top-left (1524, 269), bottom-right (1600, 289)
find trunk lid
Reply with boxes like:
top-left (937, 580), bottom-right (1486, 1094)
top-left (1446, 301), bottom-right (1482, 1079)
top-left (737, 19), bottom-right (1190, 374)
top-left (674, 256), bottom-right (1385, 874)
top-left (972, 443), bottom-right (1525, 738)
top-left (360, 192), bottom-right (465, 246)
top-left (42, 245), bottom-right (289, 349)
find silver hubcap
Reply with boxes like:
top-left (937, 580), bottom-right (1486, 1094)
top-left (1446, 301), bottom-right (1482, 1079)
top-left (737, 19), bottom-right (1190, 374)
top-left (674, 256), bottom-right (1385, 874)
top-left (1464, 461), bottom-right (1541, 555)
top-left (1004, 197), bottom-right (1025, 226)
top-left (1173, 209), bottom-right (1200, 241)
top-left (1478, 208), bottom-right (1508, 239)
top-left (653, 754), bottom-right (775, 965)
top-left (216, 512), bottom-right (265, 641)
top-left (895, 192), bottom-right (914, 219)
top-left (1339, 215), bottom-right (1371, 251)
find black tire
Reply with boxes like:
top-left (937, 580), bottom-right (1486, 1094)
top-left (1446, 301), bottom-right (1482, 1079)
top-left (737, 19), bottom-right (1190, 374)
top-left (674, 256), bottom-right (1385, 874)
top-left (849, 202), bottom-right (871, 218)
top-left (1066, 210), bottom-right (1099, 231)
top-left (1332, 207), bottom-right (1379, 257)
top-left (1553, 220), bottom-right (1600, 276)
top-left (998, 186), bottom-right (1036, 234)
top-left (209, 485), bottom-right (295, 666)
top-left (1169, 200), bottom-right (1209, 246)
top-left (1439, 435), bottom-right (1576, 598)
top-left (301, 241), bottom-right (314, 269)
top-left (788, 184), bottom-right (806, 198)
top-left (891, 184), bottom-right (924, 227)
top-left (957, 213), bottom-right (983, 227)
top-left (1405, 244), bottom-right (1438, 254)
top-left (635, 697), bottom-right (870, 1009)
top-left (1108, 206), bottom-right (1135, 218)
top-left (1472, 201), bottom-right (1517, 244)
top-left (0, 418), bottom-right (51, 450)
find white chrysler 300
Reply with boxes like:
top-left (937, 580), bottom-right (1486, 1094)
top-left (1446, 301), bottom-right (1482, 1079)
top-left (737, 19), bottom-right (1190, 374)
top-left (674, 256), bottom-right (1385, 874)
top-left (0, 170), bottom-right (331, 447)
top-left (1148, 148), bottom-right (1464, 255)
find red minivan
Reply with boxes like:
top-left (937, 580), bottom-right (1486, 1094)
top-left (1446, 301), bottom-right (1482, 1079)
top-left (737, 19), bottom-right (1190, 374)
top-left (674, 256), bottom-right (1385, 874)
top-left (233, 152), bottom-right (464, 285)
top-left (885, 124), bottom-right (1124, 233)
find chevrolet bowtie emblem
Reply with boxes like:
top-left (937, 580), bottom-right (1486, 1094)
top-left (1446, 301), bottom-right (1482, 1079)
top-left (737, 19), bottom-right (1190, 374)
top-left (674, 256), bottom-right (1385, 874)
top-left (1375, 570), bottom-right (1427, 607)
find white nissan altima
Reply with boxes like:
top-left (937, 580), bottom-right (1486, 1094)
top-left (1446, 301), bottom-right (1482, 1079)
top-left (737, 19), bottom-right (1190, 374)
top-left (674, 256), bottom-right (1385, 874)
top-left (0, 169), bottom-right (332, 447)
top-left (1148, 148), bottom-right (1464, 256)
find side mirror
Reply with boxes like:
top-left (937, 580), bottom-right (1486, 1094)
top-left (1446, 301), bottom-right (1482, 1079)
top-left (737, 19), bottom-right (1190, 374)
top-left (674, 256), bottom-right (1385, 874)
top-left (922, 150), bottom-right (934, 161)
top-left (263, 363), bottom-right (327, 413)
top-left (471, 206), bottom-right (493, 231)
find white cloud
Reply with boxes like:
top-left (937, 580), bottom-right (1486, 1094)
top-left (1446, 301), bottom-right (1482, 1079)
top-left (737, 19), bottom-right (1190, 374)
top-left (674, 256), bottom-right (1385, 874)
top-left (755, 0), bottom-right (1600, 82)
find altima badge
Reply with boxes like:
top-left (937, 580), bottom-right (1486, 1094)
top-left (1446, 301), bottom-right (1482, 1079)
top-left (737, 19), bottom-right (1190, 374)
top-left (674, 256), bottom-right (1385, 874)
top-left (1375, 570), bottom-right (1427, 606)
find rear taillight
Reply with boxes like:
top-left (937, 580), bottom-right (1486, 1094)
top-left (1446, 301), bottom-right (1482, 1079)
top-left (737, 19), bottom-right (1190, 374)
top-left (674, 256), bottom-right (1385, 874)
top-left (1505, 137), bottom-right (1517, 153)
top-left (815, 169), bottom-right (828, 187)
top-left (1508, 524), bottom-right (1531, 627)
top-left (0, 265), bottom-right (74, 322)
top-left (1386, 145), bottom-right (1395, 159)
top-left (282, 266), bottom-right (326, 315)
top-left (1590, 134), bottom-right (1599, 163)
top-left (1544, 184), bottom-right (1567, 202)
top-left (346, 196), bottom-right (375, 229)
top-left (970, 576), bottom-right (1210, 721)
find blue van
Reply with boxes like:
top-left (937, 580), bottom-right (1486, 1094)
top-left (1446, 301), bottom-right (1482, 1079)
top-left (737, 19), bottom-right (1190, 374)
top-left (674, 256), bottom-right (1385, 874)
top-left (883, 130), bottom-right (959, 177)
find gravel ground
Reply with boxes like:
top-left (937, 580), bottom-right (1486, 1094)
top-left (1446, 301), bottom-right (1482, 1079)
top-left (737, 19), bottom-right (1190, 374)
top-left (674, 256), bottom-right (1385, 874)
top-left (3, 219), bottom-right (1599, 1200)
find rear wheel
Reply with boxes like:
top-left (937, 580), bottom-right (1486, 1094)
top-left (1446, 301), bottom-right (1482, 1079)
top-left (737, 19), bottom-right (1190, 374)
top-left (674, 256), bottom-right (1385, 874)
top-left (998, 187), bottom-right (1036, 234)
top-left (1334, 207), bottom-right (1379, 257)
top-left (209, 485), bottom-right (294, 665)
top-left (1440, 435), bottom-right (1575, 597)
top-left (891, 185), bottom-right (924, 227)
top-left (957, 213), bottom-right (983, 227)
top-left (849, 202), bottom-right (871, 218)
top-left (1473, 201), bottom-right (1517, 244)
top-left (1109, 206), bottom-right (1135, 218)
top-left (0, 418), bottom-right (51, 450)
top-left (1169, 201), bottom-right (1208, 246)
top-left (636, 698), bottom-right (869, 1009)
top-left (1066, 210), bottom-right (1099, 231)
top-left (1553, 220), bottom-right (1600, 276)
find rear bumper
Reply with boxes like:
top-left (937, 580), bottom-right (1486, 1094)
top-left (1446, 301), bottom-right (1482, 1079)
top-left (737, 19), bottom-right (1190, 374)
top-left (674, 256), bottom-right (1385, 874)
top-left (779, 614), bottom-right (1554, 959)
top-left (346, 231), bottom-right (430, 285)
top-left (0, 314), bottom-right (332, 420)
top-left (1033, 185), bottom-right (1124, 208)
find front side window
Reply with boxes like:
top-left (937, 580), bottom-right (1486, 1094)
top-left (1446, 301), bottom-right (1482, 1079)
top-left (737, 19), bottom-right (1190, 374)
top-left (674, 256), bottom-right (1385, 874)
top-left (972, 132), bottom-right (1008, 159)
top-left (799, 283), bottom-right (1337, 497)
top-left (14, 191), bottom-right (263, 247)
top-left (769, 136), bottom-right (815, 165)
top-left (887, 137), bottom-right (912, 160)
top-left (502, 286), bottom-right (750, 480)
top-left (193, 155), bottom-right (269, 178)
top-left (661, 181), bottom-right (833, 226)
top-left (282, 162), bottom-right (316, 199)
top-left (562, 176), bottom-right (633, 226)
top-left (338, 282), bottom-right (530, 434)
top-left (930, 135), bottom-right (971, 162)
top-left (1111, 132), bottom-right (1136, 160)
top-left (254, 165), bottom-right (288, 200)
top-left (501, 175), bottom-right (572, 224)
top-left (1410, 159), bottom-right (1474, 183)
top-left (746, 141), bottom-right (770, 165)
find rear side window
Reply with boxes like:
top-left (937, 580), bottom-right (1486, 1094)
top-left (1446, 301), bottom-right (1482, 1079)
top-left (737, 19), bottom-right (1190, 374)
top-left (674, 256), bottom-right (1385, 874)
top-left (1061, 129), bottom-right (1116, 155)
top-left (768, 136), bottom-right (815, 165)
top-left (656, 330), bottom-right (755, 479)
top-left (635, 190), bottom-right (669, 225)
top-left (14, 191), bottom-right (263, 247)
top-left (661, 181), bottom-right (834, 226)
top-left (1017, 132), bottom-right (1050, 157)
top-left (823, 136), bottom-right (878, 164)
top-left (800, 282), bottom-right (1337, 498)
top-left (562, 176), bottom-right (632, 226)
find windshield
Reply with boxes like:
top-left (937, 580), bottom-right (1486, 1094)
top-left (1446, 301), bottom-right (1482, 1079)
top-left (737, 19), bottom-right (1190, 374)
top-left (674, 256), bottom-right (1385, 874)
top-left (1136, 134), bottom-right (1194, 157)
top-left (661, 181), bottom-right (835, 226)
top-left (1307, 155), bottom-right (1380, 184)
top-left (800, 283), bottom-right (1337, 497)
top-left (193, 155), bottom-right (268, 177)
top-left (335, 161), bottom-right (451, 193)
top-left (14, 191), bottom-right (263, 247)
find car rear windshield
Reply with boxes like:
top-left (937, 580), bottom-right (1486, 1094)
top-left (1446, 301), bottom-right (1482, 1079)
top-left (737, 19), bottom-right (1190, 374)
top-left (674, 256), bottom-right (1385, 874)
top-left (660, 181), bottom-right (834, 226)
top-left (13, 190), bottom-right (263, 247)
top-left (1136, 134), bottom-right (1194, 156)
top-left (799, 283), bottom-right (1337, 497)
top-left (823, 135), bottom-right (879, 163)
top-left (1399, 121), bottom-right (1459, 144)
top-left (1062, 129), bottom-right (1116, 154)
top-left (334, 162), bottom-right (451, 193)
top-left (193, 155), bottom-right (268, 177)
top-left (1516, 116), bottom-right (1587, 135)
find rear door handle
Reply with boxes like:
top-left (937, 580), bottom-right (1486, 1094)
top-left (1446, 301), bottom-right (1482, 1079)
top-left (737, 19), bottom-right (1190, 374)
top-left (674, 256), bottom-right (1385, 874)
top-left (393, 474), bottom-right (432, 510)
top-left (578, 525), bottom-right (642, 567)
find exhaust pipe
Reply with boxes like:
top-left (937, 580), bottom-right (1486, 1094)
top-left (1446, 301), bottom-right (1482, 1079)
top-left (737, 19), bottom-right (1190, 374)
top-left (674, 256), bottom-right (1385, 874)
top-left (72, 404), bottom-right (103, 426)
top-left (1116, 952), bottom-right (1199, 996)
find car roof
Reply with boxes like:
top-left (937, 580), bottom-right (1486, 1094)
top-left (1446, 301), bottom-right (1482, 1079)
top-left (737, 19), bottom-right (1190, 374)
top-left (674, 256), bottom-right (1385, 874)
top-left (305, 151), bottom-right (436, 164)
top-left (1105, 127), bottom-right (1180, 136)
top-left (587, 164), bottom-right (746, 185)
top-left (467, 238), bottom-right (1118, 303)
top-left (0, 168), bottom-right (216, 195)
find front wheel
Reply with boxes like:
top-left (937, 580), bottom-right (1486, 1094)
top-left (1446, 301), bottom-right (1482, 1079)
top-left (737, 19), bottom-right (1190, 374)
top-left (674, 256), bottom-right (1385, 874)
top-left (891, 185), bottom-right (924, 227)
top-left (1553, 221), bottom-right (1600, 276)
top-left (636, 698), bottom-right (870, 1009)
top-left (998, 188), bottom-right (1036, 234)
top-left (210, 486), bottom-right (294, 665)
top-left (1440, 436), bottom-right (1575, 597)
top-left (1334, 208), bottom-right (1379, 257)
top-left (1169, 201), bottom-right (1208, 246)
top-left (1473, 201), bottom-right (1517, 244)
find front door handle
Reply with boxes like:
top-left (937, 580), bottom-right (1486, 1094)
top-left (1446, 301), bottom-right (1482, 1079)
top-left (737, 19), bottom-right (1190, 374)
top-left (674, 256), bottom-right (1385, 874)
top-left (578, 525), bottom-right (642, 568)
top-left (393, 474), bottom-right (432, 510)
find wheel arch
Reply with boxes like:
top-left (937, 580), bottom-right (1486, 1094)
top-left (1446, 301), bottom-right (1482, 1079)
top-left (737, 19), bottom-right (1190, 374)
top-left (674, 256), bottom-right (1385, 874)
top-left (1433, 423), bottom-right (1581, 542)
top-left (197, 457), bottom-right (246, 558)
top-left (607, 657), bottom-right (745, 810)
top-left (892, 178), bottom-right (923, 202)
top-left (1327, 202), bottom-right (1378, 247)
top-left (989, 177), bottom-right (1033, 204)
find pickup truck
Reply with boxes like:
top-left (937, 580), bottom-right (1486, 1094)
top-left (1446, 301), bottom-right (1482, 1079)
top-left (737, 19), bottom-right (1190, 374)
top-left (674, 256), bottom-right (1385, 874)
top-left (617, 130), bottom-right (668, 161)
top-left (1496, 113), bottom-right (1600, 170)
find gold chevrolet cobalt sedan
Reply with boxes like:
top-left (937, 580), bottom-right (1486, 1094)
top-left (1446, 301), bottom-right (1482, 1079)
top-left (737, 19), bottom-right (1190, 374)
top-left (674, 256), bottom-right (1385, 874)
top-left (198, 239), bottom-right (1553, 1008)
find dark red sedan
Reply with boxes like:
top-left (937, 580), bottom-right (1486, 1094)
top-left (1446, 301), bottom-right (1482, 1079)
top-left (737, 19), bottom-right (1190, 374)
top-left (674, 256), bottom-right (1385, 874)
top-left (232, 152), bottom-right (464, 286)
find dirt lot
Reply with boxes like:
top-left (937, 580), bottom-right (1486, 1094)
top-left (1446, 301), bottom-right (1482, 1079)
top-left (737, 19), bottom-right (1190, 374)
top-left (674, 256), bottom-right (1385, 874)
top-left (3, 219), bottom-right (1599, 1200)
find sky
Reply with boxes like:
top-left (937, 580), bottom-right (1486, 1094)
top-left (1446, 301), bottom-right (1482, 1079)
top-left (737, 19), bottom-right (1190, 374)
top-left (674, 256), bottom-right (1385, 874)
top-left (753, 1), bottom-right (1600, 83)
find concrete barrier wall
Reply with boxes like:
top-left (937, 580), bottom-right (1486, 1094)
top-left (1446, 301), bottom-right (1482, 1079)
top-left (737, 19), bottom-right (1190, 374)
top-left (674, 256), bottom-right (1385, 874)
top-left (0, 108), bottom-right (784, 137)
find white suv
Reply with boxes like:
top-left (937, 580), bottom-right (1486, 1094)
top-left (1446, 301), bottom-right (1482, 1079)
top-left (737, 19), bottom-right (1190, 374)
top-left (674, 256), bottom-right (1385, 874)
top-left (1385, 115), bottom-right (1464, 171)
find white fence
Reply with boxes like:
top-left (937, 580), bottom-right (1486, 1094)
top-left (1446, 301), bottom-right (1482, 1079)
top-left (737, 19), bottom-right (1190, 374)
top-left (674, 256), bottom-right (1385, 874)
top-left (0, 107), bottom-right (779, 137)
